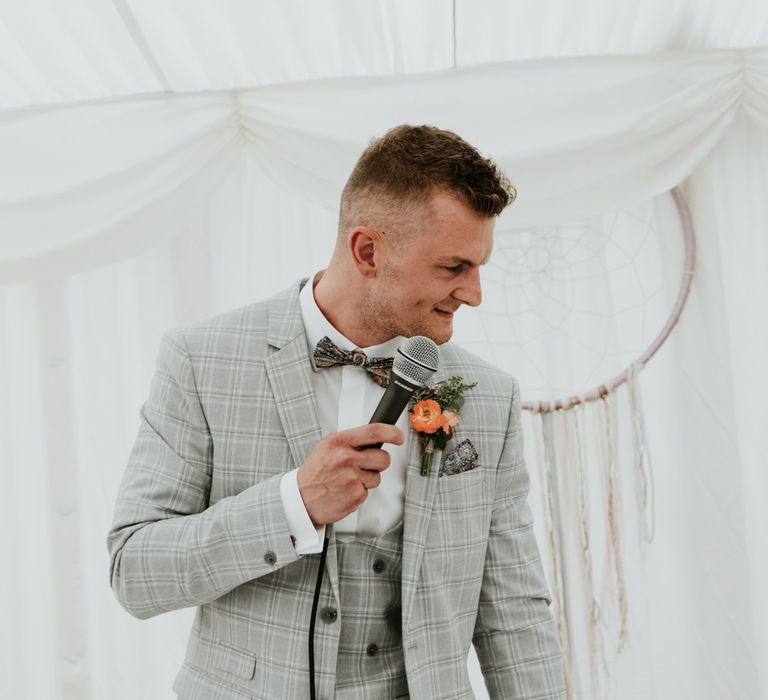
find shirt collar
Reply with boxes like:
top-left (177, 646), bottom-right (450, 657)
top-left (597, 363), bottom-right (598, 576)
top-left (299, 272), bottom-right (405, 364)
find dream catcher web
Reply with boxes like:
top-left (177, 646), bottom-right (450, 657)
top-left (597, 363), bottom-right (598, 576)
top-left (453, 189), bottom-right (695, 699)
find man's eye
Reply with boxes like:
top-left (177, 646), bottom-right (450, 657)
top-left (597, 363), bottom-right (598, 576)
top-left (444, 264), bottom-right (464, 273)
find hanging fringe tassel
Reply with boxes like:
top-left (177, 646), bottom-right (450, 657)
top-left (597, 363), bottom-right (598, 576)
top-left (627, 362), bottom-right (656, 549)
top-left (598, 392), bottom-right (629, 652)
top-left (538, 409), bottom-right (574, 699)
top-left (535, 410), bottom-right (560, 637)
top-left (551, 409), bottom-right (578, 700)
top-left (529, 377), bottom-right (655, 697)
top-left (571, 406), bottom-right (605, 699)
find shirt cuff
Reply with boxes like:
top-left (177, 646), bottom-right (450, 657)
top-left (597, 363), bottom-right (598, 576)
top-left (279, 469), bottom-right (326, 554)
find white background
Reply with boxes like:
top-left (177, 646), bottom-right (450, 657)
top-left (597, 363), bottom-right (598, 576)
top-left (1, 2), bottom-right (767, 698)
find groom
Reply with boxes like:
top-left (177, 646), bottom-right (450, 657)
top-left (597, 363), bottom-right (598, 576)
top-left (108, 124), bottom-right (566, 699)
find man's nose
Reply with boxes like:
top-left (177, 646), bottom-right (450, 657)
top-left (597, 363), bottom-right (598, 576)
top-left (454, 267), bottom-right (482, 307)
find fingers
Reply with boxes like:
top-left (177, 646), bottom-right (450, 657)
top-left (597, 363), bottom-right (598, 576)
top-left (341, 423), bottom-right (405, 448)
top-left (360, 469), bottom-right (382, 490)
top-left (299, 424), bottom-right (404, 524)
top-left (353, 447), bottom-right (391, 472)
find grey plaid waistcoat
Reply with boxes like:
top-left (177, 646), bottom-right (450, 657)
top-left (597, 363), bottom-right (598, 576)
top-left (333, 522), bottom-right (409, 700)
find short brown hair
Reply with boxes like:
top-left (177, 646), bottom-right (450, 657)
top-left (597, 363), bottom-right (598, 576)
top-left (338, 124), bottom-right (515, 238)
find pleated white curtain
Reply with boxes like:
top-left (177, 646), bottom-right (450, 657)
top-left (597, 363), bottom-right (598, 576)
top-left (1, 3), bottom-right (768, 699)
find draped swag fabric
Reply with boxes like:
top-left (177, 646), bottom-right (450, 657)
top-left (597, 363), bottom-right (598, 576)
top-left (2, 48), bottom-right (768, 283)
top-left (1, 20), bottom-right (768, 700)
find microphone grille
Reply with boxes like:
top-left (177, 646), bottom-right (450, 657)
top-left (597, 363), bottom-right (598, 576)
top-left (394, 336), bottom-right (439, 386)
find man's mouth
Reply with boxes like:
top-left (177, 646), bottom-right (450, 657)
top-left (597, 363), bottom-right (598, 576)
top-left (433, 308), bottom-right (456, 318)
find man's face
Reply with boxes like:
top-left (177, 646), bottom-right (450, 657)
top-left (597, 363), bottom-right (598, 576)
top-left (370, 190), bottom-right (495, 345)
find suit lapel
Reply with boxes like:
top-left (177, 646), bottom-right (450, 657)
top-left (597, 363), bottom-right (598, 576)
top-left (265, 334), bottom-right (322, 475)
top-left (264, 281), bottom-right (340, 607)
top-left (401, 366), bottom-right (446, 630)
top-left (264, 280), bottom-right (321, 473)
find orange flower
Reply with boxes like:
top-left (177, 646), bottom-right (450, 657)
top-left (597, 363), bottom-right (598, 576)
top-left (410, 399), bottom-right (446, 434)
top-left (442, 410), bottom-right (460, 436)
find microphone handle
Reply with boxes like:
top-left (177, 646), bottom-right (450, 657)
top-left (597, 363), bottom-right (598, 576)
top-left (367, 374), bottom-right (421, 449)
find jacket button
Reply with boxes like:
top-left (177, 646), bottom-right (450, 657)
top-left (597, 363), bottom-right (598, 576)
top-left (372, 559), bottom-right (385, 573)
top-left (264, 550), bottom-right (277, 565)
top-left (320, 607), bottom-right (338, 623)
top-left (366, 643), bottom-right (378, 656)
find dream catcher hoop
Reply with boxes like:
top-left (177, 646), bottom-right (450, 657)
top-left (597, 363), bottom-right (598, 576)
top-left (523, 187), bottom-right (695, 413)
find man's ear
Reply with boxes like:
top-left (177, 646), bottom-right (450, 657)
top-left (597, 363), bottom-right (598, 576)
top-left (348, 227), bottom-right (381, 278)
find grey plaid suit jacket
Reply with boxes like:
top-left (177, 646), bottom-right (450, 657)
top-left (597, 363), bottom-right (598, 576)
top-left (107, 280), bottom-right (566, 700)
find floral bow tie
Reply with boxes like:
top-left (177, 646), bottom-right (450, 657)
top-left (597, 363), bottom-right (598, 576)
top-left (313, 336), bottom-right (393, 388)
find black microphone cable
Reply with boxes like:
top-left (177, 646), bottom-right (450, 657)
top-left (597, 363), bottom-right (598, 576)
top-left (309, 536), bottom-right (330, 700)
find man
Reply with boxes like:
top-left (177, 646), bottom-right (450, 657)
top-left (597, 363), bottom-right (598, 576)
top-left (108, 124), bottom-right (566, 699)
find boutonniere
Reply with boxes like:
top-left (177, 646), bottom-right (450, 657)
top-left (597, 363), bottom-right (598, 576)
top-left (408, 376), bottom-right (477, 476)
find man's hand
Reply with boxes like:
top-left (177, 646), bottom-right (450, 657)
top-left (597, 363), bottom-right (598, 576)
top-left (297, 423), bottom-right (405, 525)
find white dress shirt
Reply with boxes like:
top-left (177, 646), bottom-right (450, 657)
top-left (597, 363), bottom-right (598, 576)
top-left (278, 274), bottom-right (410, 554)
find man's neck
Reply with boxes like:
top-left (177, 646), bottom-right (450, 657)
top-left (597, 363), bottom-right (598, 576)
top-left (312, 268), bottom-right (393, 348)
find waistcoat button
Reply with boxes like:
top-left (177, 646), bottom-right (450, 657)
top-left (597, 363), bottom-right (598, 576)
top-left (366, 643), bottom-right (378, 656)
top-left (372, 559), bottom-right (385, 573)
top-left (320, 607), bottom-right (338, 623)
top-left (263, 550), bottom-right (277, 565)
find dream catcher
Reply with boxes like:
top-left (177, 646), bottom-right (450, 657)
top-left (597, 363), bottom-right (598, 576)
top-left (454, 188), bottom-right (695, 698)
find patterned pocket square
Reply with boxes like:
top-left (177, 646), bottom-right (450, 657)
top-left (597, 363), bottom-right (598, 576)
top-left (439, 438), bottom-right (479, 477)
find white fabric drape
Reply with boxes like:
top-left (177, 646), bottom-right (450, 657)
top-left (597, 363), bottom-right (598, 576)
top-left (3, 0), bottom-right (766, 111)
top-left (2, 12), bottom-right (768, 699)
top-left (2, 48), bottom-right (768, 283)
top-left (678, 114), bottom-right (768, 696)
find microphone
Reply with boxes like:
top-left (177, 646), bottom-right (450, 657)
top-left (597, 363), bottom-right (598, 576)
top-left (368, 336), bottom-right (440, 447)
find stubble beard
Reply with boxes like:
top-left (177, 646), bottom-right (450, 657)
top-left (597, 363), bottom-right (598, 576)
top-left (356, 255), bottom-right (453, 344)
top-left (356, 286), bottom-right (452, 345)
top-left (355, 284), bottom-right (404, 343)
